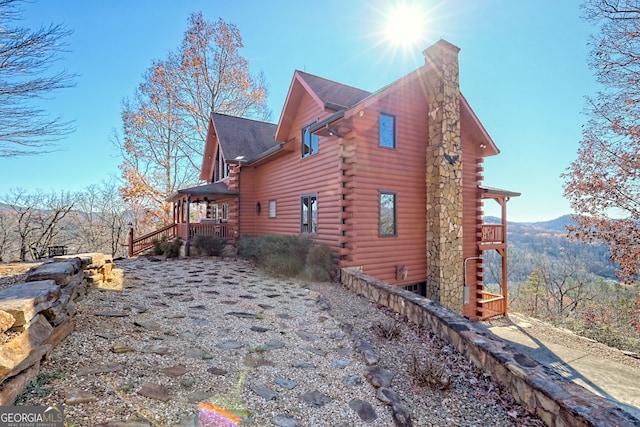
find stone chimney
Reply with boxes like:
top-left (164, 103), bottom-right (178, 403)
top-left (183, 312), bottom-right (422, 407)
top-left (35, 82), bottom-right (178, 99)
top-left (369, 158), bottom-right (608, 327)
top-left (423, 40), bottom-right (464, 314)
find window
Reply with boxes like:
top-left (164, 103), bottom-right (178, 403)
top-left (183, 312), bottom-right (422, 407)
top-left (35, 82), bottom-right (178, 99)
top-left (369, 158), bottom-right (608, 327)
top-left (301, 194), bottom-right (318, 234)
top-left (302, 122), bottom-right (319, 157)
top-left (379, 112), bottom-right (396, 149)
top-left (268, 199), bottom-right (277, 218)
top-left (213, 146), bottom-right (229, 181)
top-left (379, 191), bottom-right (397, 236)
top-left (210, 203), bottom-right (228, 222)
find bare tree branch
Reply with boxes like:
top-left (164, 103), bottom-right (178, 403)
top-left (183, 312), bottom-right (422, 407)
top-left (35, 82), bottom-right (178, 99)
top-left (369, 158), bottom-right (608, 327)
top-left (0, 0), bottom-right (77, 156)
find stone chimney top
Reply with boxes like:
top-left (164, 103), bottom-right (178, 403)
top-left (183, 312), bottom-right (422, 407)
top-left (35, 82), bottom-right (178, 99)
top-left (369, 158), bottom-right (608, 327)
top-left (422, 39), bottom-right (461, 66)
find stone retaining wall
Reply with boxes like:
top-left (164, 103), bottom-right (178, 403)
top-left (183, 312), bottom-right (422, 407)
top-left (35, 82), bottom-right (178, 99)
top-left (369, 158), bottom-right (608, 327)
top-left (0, 253), bottom-right (116, 405)
top-left (340, 267), bottom-right (638, 427)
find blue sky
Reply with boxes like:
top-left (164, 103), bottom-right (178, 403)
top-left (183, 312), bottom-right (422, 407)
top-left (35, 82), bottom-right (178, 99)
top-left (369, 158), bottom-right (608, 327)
top-left (0, 0), bottom-right (596, 222)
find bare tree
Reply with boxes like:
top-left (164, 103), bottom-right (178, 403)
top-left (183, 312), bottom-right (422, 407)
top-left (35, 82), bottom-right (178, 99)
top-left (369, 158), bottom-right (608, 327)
top-left (537, 254), bottom-right (593, 318)
top-left (3, 188), bottom-right (77, 260)
top-left (74, 179), bottom-right (130, 257)
top-left (0, 212), bottom-right (15, 262)
top-left (117, 60), bottom-right (193, 223)
top-left (171, 13), bottom-right (271, 146)
top-left (0, 0), bottom-right (76, 156)
top-left (117, 14), bottom-right (270, 220)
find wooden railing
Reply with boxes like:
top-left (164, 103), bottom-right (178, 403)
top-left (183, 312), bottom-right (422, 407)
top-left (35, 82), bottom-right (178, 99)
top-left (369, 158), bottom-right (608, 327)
top-left (176, 223), bottom-right (230, 240)
top-left (479, 224), bottom-right (505, 248)
top-left (478, 290), bottom-right (506, 320)
top-left (128, 224), bottom-right (177, 257)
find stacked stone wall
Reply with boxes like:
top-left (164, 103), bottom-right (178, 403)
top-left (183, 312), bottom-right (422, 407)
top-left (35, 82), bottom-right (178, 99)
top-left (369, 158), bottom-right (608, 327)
top-left (423, 40), bottom-right (464, 314)
top-left (341, 267), bottom-right (638, 427)
top-left (0, 253), bottom-right (116, 404)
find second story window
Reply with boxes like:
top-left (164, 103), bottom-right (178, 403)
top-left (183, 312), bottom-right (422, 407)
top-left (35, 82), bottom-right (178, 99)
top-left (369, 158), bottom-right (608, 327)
top-left (302, 122), bottom-right (319, 157)
top-left (379, 112), bottom-right (396, 149)
top-left (213, 146), bottom-right (229, 181)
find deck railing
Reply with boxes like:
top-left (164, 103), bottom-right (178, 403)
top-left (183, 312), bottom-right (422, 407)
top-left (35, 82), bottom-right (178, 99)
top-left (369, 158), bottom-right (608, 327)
top-left (177, 223), bottom-right (230, 240)
top-left (129, 223), bottom-right (177, 257)
top-left (478, 290), bottom-right (506, 320)
top-left (479, 224), bottom-right (505, 246)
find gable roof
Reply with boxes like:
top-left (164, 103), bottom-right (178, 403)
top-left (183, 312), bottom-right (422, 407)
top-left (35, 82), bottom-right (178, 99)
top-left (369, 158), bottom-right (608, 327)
top-left (211, 113), bottom-right (279, 162)
top-left (296, 71), bottom-right (371, 110)
top-left (275, 71), bottom-right (371, 141)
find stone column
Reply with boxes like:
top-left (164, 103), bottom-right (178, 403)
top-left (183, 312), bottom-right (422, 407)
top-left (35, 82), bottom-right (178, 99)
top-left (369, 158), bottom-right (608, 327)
top-left (423, 40), bottom-right (464, 314)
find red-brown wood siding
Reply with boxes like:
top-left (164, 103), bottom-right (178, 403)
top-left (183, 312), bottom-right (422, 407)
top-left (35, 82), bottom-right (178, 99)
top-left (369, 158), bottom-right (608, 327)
top-left (461, 121), bottom-right (486, 321)
top-left (237, 95), bottom-right (343, 253)
top-left (234, 74), bottom-right (488, 303)
top-left (343, 78), bottom-right (428, 286)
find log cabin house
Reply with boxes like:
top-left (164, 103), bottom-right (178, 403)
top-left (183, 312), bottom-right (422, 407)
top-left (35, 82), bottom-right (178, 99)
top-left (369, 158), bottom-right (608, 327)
top-left (131, 40), bottom-right (519, 321)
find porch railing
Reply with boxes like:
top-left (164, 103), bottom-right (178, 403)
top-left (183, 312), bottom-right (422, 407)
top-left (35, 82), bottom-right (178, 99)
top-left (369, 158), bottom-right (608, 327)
top-left (128, 223), bottom-right (177, 257)
top-left (479, 224), bottom-right (505, 247)
top-left (176, 223), bottom-right (230, 240)
top-left (478, 290), bottom-right (506, 320)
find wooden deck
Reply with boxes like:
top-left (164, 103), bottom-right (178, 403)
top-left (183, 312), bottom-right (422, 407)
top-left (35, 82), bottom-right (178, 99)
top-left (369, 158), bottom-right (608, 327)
top-left (478, 290), bottom-right (506, 320)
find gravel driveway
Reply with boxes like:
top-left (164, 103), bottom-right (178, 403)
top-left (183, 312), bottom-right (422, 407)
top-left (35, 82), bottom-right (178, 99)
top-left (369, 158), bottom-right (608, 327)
top-left (17, 256), bottom-right (544, 426)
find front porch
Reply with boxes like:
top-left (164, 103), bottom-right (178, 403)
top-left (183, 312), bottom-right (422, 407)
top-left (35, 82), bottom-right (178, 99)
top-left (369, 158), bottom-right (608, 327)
top-left (128, 181), bottom-right (239, 257)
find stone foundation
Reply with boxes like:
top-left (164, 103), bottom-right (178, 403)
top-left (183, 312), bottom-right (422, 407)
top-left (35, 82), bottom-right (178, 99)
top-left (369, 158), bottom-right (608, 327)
top-left (341, 267), bottom-right (638, 427)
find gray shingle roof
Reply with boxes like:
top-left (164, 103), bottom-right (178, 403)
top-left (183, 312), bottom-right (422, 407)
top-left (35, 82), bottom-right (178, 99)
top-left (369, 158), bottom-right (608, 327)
top-left (212, 113), bottom-right (278, 162)
top-left (296, 71), bottom-right (371, 109)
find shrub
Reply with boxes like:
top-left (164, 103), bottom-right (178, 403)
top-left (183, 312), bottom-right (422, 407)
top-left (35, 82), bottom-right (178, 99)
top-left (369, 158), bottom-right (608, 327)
top-left (302, 243), bottom-right (336, 282)
top-left (151, 236), bottom-right (182, 258)
top-left (163, 237), bottom-right (182, 258)
top-left (236, 236), bottom-right (263, 262)
top-left (408, 353), bottom-right (450, 390)
top-left (374, 319), bottom-right (402, 340)
top-left (264, 253), bottom-right (303, 277)
top-left (152, 237), bottom-right (165, 255)
top-left (237, 235), bottom-right (335, 281)
top-left (193, 235), bottom-right (227, 256)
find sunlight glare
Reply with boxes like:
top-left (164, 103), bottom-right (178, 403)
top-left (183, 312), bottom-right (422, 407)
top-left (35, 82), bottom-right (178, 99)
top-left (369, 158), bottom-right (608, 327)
top-left (384, 3), bottom-right (426, 48)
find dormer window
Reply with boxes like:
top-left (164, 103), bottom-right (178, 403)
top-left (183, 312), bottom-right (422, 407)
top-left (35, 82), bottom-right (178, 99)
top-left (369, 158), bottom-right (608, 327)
top-left (302, 121), bottom-right (319, 157)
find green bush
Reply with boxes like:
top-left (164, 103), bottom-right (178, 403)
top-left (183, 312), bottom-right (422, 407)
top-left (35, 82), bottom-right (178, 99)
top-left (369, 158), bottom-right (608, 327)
top-left (236, 235), bottom-right (335, 281)
top-left (152, 237), bottom-right (165, 255)
top-left (193, 235), bottom-right (227, 256)
top-left (163, 237), bottom-right (182, 258)
top-left (151, 236), bottom-right (182, 258)
top-left (302, 243), bottom-right (336, 282)
top-left (236, 236), bottom-right (263, 261)
top-left (265, 253), bottom-right (303, 277)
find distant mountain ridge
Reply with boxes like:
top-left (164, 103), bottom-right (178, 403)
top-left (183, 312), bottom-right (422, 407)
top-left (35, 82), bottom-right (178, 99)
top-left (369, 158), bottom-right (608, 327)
top-left (484, 214), bottom-right (617, 281)
top-left (484, 214), bottom-right (576, 232)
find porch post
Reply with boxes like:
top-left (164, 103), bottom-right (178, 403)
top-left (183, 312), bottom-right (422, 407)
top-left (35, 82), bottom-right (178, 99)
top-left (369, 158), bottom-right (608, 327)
top-left (185, 195), bottom-right (191, 256)
top-left (172, 201), bottom-right (176, 224)
top-left (128, 223), bottom-right (134, 258)
top-left (501, 198), bottom-right (508, 316)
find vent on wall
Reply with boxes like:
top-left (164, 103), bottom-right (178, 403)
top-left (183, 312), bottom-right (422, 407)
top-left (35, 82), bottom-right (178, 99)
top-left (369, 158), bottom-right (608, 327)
top-left (404, 282), bottom-right (426, 297)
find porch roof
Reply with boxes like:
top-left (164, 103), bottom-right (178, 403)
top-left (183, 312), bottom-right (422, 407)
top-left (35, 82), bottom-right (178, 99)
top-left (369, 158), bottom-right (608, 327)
top-left (167, 181), bottom-right (239, 202)
top-left (479, 185), bottom-right (521, 199)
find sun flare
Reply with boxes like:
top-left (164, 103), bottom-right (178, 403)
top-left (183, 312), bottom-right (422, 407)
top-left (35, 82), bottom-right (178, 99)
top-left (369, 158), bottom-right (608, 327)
top-left (384, 4), bottom-right (426, 47)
